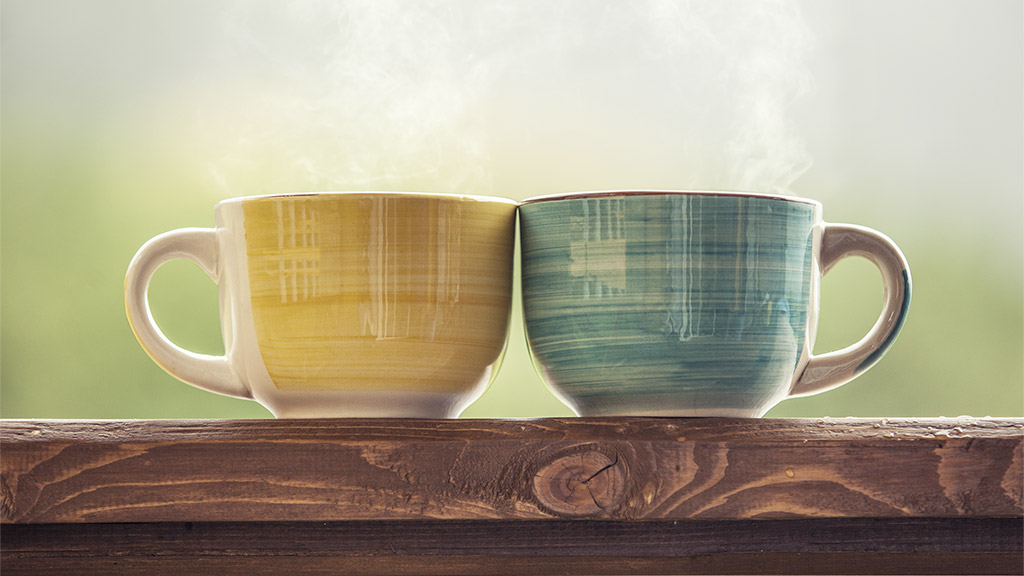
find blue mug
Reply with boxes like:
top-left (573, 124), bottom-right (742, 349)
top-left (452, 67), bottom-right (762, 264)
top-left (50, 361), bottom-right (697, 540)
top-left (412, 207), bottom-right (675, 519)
top-left (519, 191), bottom-right (911, 417)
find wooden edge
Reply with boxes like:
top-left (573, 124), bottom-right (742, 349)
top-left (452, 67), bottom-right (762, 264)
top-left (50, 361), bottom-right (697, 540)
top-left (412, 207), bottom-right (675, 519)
top-left (3, 417), bottom-right (1022, 442)
top-left (2, 518), bottom-right (1022, 575)
top-left (3, 418), bottom-right (1022, 523)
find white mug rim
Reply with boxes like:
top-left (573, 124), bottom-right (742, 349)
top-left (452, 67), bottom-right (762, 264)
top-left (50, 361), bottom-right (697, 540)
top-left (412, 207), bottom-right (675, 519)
top-left (521, 189), bottom-right (822, 207)
top-left (215, 191), bottom-right (519, 208)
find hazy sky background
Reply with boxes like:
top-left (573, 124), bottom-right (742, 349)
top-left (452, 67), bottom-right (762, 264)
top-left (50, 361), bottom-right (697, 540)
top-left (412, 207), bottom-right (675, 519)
top-left (2, 0), bottom-right (1021, 418)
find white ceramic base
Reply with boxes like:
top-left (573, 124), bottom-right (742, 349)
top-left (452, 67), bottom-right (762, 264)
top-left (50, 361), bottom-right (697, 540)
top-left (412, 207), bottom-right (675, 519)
top-left (572, 407), bottom-right (771, 418)
top-left (259, 389), bottom-right (483, 419)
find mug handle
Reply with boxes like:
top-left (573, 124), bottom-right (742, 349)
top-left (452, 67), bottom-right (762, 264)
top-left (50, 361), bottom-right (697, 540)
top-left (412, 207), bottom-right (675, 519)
top-left (124, 228), bottom-right (250, 399)
top-left (789, 223), bottom-right (912, 397)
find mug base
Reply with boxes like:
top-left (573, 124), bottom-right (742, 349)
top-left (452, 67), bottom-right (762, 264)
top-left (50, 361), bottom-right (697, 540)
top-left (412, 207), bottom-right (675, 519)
top-left (571, 406), bottom-right (772, 418)
top-left (259, 389), bottom-right (479, 419)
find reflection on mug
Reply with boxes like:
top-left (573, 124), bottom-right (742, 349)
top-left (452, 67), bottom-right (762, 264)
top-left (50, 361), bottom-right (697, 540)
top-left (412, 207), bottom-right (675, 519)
top-left (270, 199), bottom-right (321, 304)
top-left (568, 197), bottom-right (626, 299)
top-left (357, 197), bottom-right (463, 341)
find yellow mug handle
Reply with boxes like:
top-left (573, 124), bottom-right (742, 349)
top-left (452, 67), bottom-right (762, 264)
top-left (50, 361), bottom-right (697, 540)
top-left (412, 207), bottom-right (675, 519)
top-left (124, 228), bottom-right (250, 399)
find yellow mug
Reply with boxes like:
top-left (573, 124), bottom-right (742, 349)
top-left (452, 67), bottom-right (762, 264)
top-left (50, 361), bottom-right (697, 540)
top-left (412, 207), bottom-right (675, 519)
top-left (125, 192), bottom-right (518, 417)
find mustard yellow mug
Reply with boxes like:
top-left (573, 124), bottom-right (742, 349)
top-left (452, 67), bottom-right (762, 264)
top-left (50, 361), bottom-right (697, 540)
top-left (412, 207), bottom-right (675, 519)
top-left (125, 192), bottom-right (518, 417)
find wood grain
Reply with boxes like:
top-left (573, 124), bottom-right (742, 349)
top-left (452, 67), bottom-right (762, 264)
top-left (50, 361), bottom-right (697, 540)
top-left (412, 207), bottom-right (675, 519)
top-left (3, 518), bottom-right (1022, 575)
top-left (4, 516), bottom-right (1019, 573)
top-left (1, 418), bottom-right (1021, 524)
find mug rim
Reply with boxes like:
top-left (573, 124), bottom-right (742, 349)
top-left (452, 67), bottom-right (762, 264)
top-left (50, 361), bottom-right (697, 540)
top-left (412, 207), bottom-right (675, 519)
top-left (215, 191), bottom-right (519, 208)
top-left (521, 189), bottom-right (821, 207)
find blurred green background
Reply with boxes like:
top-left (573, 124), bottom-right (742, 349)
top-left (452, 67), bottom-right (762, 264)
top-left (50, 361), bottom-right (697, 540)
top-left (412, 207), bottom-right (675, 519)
top-left (2, 0), bottom-right (1021, 419)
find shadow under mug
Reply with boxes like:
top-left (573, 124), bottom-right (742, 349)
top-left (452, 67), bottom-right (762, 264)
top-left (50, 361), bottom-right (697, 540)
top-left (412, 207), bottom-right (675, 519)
top-left (519, 190), bottom-right (911, 417)
top-left (125, 192), bottom-right (517, 417)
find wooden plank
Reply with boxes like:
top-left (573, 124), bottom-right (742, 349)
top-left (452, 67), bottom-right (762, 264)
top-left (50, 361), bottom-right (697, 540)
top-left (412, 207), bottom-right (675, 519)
top-left (2, 518), bottom-right (1021, 575)
top-left (1, 418), bottom-right (1022, 523)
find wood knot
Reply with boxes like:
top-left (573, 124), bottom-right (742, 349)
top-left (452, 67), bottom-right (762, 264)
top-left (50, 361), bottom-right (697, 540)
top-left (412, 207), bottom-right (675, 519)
top-left (531, 448), bottom-right (626, 517)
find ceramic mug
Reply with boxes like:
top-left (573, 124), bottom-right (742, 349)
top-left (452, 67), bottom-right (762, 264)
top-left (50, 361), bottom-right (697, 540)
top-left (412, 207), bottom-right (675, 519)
top-left (125, 192), bottom-right (517, 417)
top-left (520, 190), bottom-right (911, 417)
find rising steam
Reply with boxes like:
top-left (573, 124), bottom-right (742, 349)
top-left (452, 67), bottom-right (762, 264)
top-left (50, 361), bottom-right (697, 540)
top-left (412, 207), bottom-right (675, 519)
top-left (205, 0), bottom-right (813, 197)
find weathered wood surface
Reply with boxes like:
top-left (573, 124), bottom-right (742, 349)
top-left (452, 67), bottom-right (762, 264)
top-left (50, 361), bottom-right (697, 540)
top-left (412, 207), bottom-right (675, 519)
top-left (2, 417), bottom-right (1021, 524)
top-left (3, 518), bottom-right (1022, 575)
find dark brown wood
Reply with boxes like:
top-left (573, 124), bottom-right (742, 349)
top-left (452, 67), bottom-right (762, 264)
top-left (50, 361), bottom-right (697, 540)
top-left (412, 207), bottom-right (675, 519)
top-left (2, 418), bottom-right (1021, 523)
top-left (3, 518), bottom-right (1022, 575)
top-left (2, 418), bottom-right (1022, 575)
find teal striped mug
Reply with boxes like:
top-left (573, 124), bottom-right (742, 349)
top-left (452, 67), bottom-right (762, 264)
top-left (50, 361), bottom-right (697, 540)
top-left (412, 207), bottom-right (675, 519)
top-left (520, 191), bottom-right (911, 417)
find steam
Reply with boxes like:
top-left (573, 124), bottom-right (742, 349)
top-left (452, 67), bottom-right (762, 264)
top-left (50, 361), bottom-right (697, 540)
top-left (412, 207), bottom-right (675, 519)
top-left (717, 1), bottom-right (815, 192)
top-left (205, 0), bottom-right (813, 196)
top-left (205, 0), bottom-right (496, 194)
top-left (639, 0), bottom-right (814, 192)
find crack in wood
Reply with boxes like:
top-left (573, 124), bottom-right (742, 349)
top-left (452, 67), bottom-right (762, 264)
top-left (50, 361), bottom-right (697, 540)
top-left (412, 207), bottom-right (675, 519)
top-left (581, 453), bottom-right (619, 485)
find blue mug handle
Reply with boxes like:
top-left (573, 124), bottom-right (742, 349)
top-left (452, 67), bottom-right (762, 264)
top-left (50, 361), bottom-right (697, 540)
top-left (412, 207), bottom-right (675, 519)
top-left (790, 223), bottom-right (912, 397)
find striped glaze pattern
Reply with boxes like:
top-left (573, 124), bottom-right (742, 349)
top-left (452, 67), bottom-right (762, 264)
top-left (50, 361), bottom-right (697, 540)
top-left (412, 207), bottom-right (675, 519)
top-left (520, 193), bottom-right (817, 417)
top-left (242, 194), bottom-right (516, 393)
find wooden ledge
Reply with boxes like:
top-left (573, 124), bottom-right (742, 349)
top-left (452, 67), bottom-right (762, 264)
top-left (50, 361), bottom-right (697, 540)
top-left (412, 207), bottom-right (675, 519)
top-left (3, 518), bottom-right (1021, 575)
top-left (2, 417), bottom-right (1022, 575)
top-left (2, 417), bottom-right (1021, 524)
